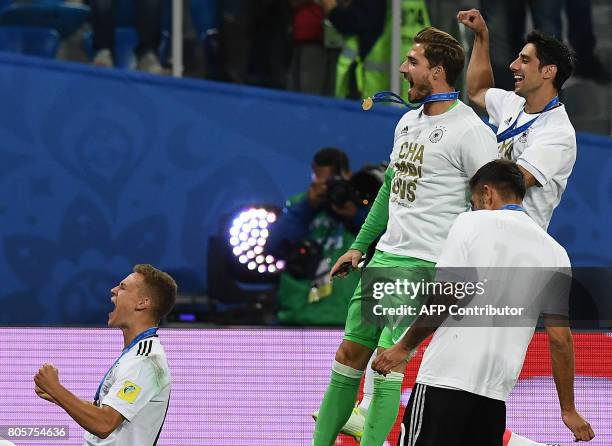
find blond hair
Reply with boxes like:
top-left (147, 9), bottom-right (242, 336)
top-left (133, 264), bottom-right (178, 323)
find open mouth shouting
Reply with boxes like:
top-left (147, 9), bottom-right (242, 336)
top-left (513, 73), bottom-right (525, 88)
top-left (109, 295), bottom-right (117, 319)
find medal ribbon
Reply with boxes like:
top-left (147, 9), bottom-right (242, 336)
top-left (500, 204), bottom-right (525, 212)
top-left (363, 91), bottom-right (459, 110)
top-left (93, 327), bottom-right (158, 403)
top-left (496, 96), bottom-right (559, 143)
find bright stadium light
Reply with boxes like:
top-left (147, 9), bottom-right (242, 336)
top-left (226, 206), bottom-right (284, 278)
top-left (198, 204), bottom-right (285, 324)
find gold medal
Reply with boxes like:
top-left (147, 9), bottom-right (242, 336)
top-left (362, 97), bottom-right (373, 111)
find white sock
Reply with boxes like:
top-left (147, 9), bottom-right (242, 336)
top-left (357, 351), bottom-right (376, 414)
top-left (332, 360), bottom-right (364, 379)
top-left (508, 432), bottom-right (548, 446)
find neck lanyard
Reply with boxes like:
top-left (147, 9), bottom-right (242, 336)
top-left (500, 204), bottom-right (525, 212)
top-left (94, 327), bottom-right (158, 403)
top-left (363, 91), bottom-right (459, 110)
top-left (496, 96), bottom-right (559, 143)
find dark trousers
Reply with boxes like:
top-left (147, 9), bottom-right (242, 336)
top-left (91, 0), bottom-right (163, 57)
top-left (218, 0), bottom-right (292, 89)
top-left (398, 384), bottom-right (506, 446)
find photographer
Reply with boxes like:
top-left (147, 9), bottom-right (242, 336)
top-left (267, 147), bottom-right (376, 325)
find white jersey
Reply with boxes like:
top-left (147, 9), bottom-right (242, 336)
top-left (376, 101), bottom-right (497, 263)
top-left (507, 432), bottom-right (550, 446)
top-left (84, 335), bottom-right (171, 446)
top-left (416, 210), bottom-right (571, 401)
top-left (485, 88), bottom-right (577, 230)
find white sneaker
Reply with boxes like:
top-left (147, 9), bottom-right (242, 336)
top-left (312, 406), bottom-right (365, 442)
top-left (137, 51), bottom-right (163, 74)
top-left (92, 48), bottom-right (113, 67)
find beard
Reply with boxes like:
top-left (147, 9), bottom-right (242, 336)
top-left (408, 77), bottom-right (434, 103)
top-left (514, 84), bottom-right (527, 98)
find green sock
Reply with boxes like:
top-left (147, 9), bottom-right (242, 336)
top-left (360, 371), bottom-right (403, 446)
top-left (312, 361), bottom-right (363, 446)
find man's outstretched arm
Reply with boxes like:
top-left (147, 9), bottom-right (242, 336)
top-left (372, 290), bottom-right (457, 375)
top-left (544, 318), bottom-right (595, 442)
top-left (457, 9), bottom-right (494, 109)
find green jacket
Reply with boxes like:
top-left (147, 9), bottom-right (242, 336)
top-left (335, 0), bottom-right (430, 99)
top-left (276, 192), bottom-right (361, 326)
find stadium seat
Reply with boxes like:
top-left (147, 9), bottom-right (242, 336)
top-left (83, 27), bottom-right (138, 69)
top-left (0, 26), bottom-right (60, 58)
top-left (0, 2), bottom-right (90, 38)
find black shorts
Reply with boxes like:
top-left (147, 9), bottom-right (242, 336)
top-left (397, 383), bottom-right (506, 446)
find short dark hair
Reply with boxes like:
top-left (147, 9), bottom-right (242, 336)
top-left (469, 160), bottom-right (526, 200)
top-left (414, 27), bottom-right (465, 87)
top-left (313, 147), bottom-right (350, 174)
top-left (525, 30), bottom-right (575, 91)
top-left (133, 264), bottom-right (178, 323)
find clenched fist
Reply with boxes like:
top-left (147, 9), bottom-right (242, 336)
top-left (457, 9), bottom-right (488, 35)
top-left (34, 363), bottom-right (61, 396)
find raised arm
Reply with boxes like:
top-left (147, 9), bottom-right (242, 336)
top-left (35, 364), bottom-right (124, 439)
top-left (517, 165), bottom-right (540, 189)
top-left (457, 9), bottom-right (494, 109)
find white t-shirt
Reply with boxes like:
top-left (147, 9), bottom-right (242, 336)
top-left (376, 101), bottom-right (497, 262)
top-left (485, 88), bottom-right (577, 230)
top-left (507, 431), bottom-right (549, 446)
top-left (416, 210), bottom-right (571, 401)
top-left (84, 336), bottom-right (171, 446)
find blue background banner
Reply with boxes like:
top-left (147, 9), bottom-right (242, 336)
top-left (0, 54), bottom-right (610, 324)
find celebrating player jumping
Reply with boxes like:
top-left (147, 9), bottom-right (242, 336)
top-left (311, 26), bottom-right (497, 446)
top-left (458, 8), bottom-right (577, 230)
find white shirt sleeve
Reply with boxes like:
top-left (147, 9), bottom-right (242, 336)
top-left (539, 247), bottom-right (572, 317)
top-left (515, 126), bottom-right (576, 186)
top-left (459, 123), bottom-right (498, 178)
top-left (101, 357), bottom-right (164, 422)
top-left (436, 213), bottom-right (472, 268)
top-left (485, 88), bottom-right (517, 127)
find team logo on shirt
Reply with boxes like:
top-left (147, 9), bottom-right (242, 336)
top-left (518, 129), bottom-right (529, 144)
top-left (117, 380), bottom-right (142, 404)
top-left (428, 126), bottom-right (446, 143)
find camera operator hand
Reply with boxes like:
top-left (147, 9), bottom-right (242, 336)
top-left (331, 201), bottom-right (358, 220)
top-left (330, 249), bottom-right (363, 278)
top-left (308, 178), bottom-right (327, 209)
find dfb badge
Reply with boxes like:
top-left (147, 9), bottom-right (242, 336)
top-left (429, 126), bottom-right (446, 143)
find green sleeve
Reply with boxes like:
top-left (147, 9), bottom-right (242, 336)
top-left (350, 166), bottom-right (392, 253)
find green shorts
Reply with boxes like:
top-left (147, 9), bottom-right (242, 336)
top-left (343, 250), bottom-right (435, 351)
